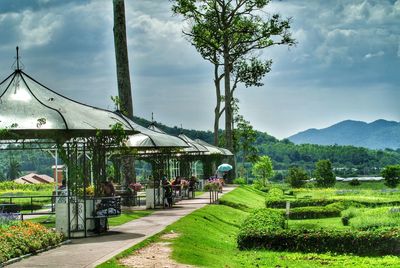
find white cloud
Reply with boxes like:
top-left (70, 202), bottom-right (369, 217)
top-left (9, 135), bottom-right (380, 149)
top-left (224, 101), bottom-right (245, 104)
top-left (19, 10), bottom-right (62, 48)
top-left (364, 50), bottom-right (385, 59)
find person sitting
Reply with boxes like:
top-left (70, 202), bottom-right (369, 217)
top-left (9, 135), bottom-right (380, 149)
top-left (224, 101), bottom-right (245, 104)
top-left (188, 176), bottom-right (197, 198)
top-left (94, 180), bottom-right (118, 233)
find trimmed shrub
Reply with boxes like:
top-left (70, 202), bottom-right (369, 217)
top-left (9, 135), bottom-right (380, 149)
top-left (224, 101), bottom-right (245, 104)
top-left (238, 208), bottom-right (285, 237)
top-left (266, 198), bottom-right (400, 209)
top-left (288, 206), bottom-right (341, 219)
top-left (233, 177), bottom-right (246, 185)
top-left (266, 199), bottom-right (335, 208)
top-left (237, 228), bottom-right (400, 256)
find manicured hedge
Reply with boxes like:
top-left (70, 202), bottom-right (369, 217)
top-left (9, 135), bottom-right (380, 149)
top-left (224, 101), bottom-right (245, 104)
top-left (0, 221), bottom-right (64, 263)
top-left (237, 228), bottom-right (400, 256)
top-left (266, 198), bottom-right (400, 209)
top-left (238, 208), bottom-right (285, 237)
top-left (266, 198), bottom-right (335, 208)
top-left (288, 206), bottom-right (341, 219)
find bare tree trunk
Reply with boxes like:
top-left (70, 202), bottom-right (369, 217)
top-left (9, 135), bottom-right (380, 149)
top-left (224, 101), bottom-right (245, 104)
top-left (113, 0), bottom-right (135, 187)
top-left (213, 63), bottom-right (222, 146)
top-left (223, 45), bottom-right (233, 153)
top-left (113, 0), bottom-right (133, 119)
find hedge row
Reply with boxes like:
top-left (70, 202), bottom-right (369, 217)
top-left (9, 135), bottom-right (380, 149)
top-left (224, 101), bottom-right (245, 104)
top-left (238, 208), bottom-right (285, 236)
top-left (288, 206), bottom-right (341, 219)
top-left (266, 198), bottom-right (400, 209)
top-left (265, 198), bottom-right (335, 208)
top-left (0, 221), bottom-right (64, 263)
top-left (237, 228), bottom-right (400, 256)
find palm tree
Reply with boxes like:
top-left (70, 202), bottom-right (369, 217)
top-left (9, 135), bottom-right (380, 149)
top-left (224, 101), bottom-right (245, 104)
top-left (7, 157), bottom-right (21, 180)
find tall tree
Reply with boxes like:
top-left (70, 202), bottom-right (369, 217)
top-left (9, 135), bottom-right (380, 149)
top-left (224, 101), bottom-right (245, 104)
top-left (172, 0), bottom-right (295, 152)
top-left (252, 155), bottom-right (273, 188)
top-left (113, 0), bottom-right (133, 118)
top-left (113, 0), bottom-right (135, 186)
top-left (314, 159), bottom-right (336, 187)
top-left (381, 165), bottom-right (400, 188)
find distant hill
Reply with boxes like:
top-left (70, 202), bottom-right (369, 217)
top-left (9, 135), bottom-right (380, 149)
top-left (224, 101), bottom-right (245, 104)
top-left (288, 119), bottom-right (400, 150)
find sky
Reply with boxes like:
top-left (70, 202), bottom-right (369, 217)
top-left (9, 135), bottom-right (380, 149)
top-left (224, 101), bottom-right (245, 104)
top-left (0, 0), bottom-right (399, 139)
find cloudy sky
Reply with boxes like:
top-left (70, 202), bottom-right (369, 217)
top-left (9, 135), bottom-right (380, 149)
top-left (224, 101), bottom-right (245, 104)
top-left (0, 0), bottom-right (399, 139)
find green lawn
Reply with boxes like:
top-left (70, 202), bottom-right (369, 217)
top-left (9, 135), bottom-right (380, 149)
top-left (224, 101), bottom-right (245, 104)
top-left (97, 186), bottom-right (400, 268)
top-left (108, 210), bottom-right (153, 226)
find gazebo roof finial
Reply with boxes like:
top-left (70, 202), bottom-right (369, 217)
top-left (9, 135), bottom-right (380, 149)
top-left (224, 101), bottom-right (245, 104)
top-left (13, 46), bottom-right (24, 71)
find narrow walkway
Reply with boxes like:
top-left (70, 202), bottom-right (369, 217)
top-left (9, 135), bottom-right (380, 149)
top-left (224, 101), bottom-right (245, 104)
top-left (8, 186), bottom-right (235, 268)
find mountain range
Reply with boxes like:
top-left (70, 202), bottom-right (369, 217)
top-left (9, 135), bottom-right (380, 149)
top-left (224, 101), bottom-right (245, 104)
top-left (288, 119), bottom-right (400, 150)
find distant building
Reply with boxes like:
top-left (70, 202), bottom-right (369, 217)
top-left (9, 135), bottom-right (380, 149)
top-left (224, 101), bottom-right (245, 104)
top-left (14, 173), bottom-right (55, 184)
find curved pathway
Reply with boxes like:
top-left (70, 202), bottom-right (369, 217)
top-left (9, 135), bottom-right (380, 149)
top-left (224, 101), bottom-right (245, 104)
top-left (8, 186), bottom-right (235, 268)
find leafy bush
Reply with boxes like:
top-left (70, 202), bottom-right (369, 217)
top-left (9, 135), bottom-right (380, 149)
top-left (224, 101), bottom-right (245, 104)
top-left (233, 177), bottom-right (246, 185)
top-left (0, 221), bottom-right (64, 263)
top-left (288, 206), bottom-right (341, 219)
top-left (237, 228), bottom-right (400, 256)
top-left (349, 179), bottom-right (361, 186)
top-left (286, 167), bottom-right (308, 188)
top-left (238, 208), bottom-right (285, 237)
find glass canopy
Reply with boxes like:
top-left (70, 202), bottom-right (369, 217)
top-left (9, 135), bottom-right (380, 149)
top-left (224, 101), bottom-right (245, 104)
top-left (0, 70), bottom-right (136, 140)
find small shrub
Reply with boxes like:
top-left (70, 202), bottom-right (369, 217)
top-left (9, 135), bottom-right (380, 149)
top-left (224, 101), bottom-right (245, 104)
top-left (349, 179), bottom-right (361, 186)
top-left (238, 208), bottom-right (285, 237)
top-left (233, 177), bottom-right (246, 185)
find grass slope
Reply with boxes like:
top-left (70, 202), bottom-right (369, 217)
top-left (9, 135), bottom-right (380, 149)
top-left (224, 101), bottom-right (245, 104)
top-left (98, 186), bottom-right (400, 267)
top-left (166, 201), bottom-right (400, 267)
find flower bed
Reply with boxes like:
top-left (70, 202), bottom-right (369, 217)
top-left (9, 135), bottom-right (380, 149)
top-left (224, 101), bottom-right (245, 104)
top-left (0, 221), bottom-right (64, 263)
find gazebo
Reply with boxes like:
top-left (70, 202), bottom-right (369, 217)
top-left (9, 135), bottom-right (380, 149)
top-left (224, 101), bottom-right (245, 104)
top-left (0, 50), bottom-right (138, 238)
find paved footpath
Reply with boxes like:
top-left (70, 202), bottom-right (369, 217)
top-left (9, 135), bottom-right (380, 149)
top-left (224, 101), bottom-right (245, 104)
top-left (8, 186), bottom-right (235, 268)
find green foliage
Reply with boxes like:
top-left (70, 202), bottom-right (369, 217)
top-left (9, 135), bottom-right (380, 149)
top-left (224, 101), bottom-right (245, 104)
top-left (233, 177), bottom-right (246, 185)
top-left (314, 160), bottom-right (336, 187)
top-left (382, 165), bottom-right (400, 188)
top-left (286, 166), bottom-right (308, 188)
top-left (342, 207), bottom-right (400, 230)
top-left (266, 198), bottom-right (335, 209)
top-left (0, 181), bottom-right (54, 192)
top-left (252, 156), bottom-right (274, 188)
top-left (349, 179), bottom-right (361, 186)
top-left (237, 227), bottom-right (400, 256)
top-left (288, 206), bottom-right (341, 220)
top-left (234, 115), bottom-right (259, 166)
top-left (238, 208), bottom-right (285, 238)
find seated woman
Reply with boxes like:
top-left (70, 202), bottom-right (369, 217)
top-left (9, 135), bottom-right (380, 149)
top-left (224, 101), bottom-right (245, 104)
top-left (94, 180), bottom-right (120, 233)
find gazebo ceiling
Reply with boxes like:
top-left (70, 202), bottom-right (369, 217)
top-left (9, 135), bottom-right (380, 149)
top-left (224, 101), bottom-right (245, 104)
top-left (178, 134), bottom-right (208, 154)
top-left (120, 116), bottom-right (189, 149)
top-left (0, 70), bottom-right (136, 140)
top-left (194, 139), bottom-right (234, 156)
